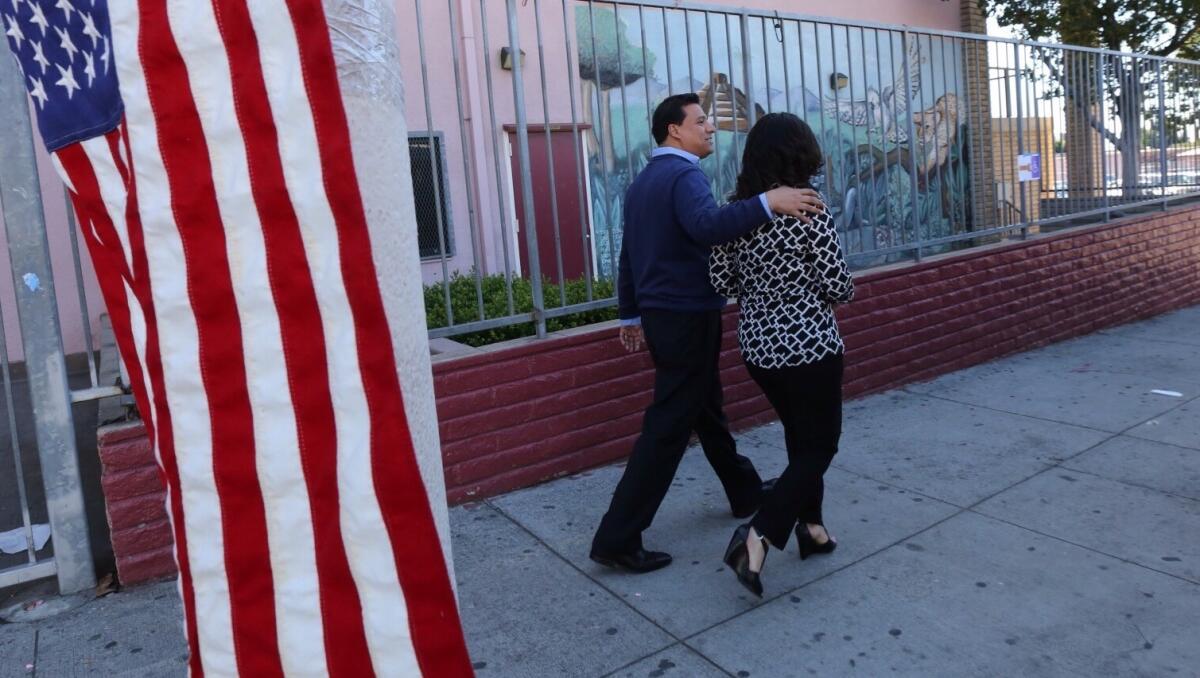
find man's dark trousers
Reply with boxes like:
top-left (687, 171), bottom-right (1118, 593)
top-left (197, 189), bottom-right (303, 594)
top-left (592, 308), bottom-right (763, 555)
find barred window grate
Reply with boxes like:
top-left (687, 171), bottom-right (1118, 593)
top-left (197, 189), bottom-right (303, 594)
top-left (409, 133), bottom-right (453, 259)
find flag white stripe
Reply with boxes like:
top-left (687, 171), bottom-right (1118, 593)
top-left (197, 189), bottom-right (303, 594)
top-left (107, 3), bottom-right (237, 674)
top-left (246, 3), bottom-right (419, 674)
top-left (164, 2), bottom-right (327, 674)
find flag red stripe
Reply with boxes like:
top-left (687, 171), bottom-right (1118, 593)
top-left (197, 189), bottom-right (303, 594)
top-left (283, 0), bottom-right (472, 674)
top-left (210, 1), bottom-right (375, 674)
top-left (56, 136), bottom-right (205, 677)
top-left (138, 5), bottom-right (283, 675)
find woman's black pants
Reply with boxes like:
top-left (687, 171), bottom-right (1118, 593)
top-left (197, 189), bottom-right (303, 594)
top-left (746, 352), bottom-right (844, 549)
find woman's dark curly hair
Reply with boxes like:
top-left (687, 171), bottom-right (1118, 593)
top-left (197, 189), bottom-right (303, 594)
top-left (730, 112), bottom-right (824, 201)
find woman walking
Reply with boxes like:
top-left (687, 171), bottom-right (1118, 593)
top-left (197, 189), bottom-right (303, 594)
top-left (709, 113), bottom-right (855, 597)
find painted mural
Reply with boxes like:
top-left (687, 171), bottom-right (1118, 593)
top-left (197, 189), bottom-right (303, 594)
top-left (576, 6), bottom-right (972, 276)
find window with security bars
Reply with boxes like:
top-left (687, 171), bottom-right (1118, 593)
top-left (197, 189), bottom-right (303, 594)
top-left (409, 133), bottom-right (454, 259)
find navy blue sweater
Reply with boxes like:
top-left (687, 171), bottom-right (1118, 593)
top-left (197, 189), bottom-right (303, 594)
top-left (617, 154), bottom-right (770, 319)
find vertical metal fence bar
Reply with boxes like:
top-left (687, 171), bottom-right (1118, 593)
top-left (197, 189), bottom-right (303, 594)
top-left (0, 51), bottom-right (96, 593)
top-left (1014, 41), bottom-right (1028, 237)
top-left (760, 17), bottom-right (772, 114)
top-left (998, 43), bottom-right (1013, 227)
top-left (560, 0), bottom-right (594, 299)
top-left (958, 36), bottom-right (977, 235)
top-left (704, 12), bottom-right (721, 191)
top-left (446, 0), bottom-right (487, 320)
top-left (413, 0), bottom-right (455, 326)
top-left (875, 29), bottom-right (891, 248)
top-left (0, 302), bottom-right (37, 564)
top-left (1028, 45), bottom-right (1045, 226)
top-left (916, 34), bottom-right (936, 232)
top-left (914, 33), bottom-right (932, 234)
top-left (662, 7), bottom-right (673, 99)
top-left (614, 4), bottom-right (637, 198)
top-left (800, 22), bottom-right (818, 150)
top-left (1155, 59), bottom-right (1168, 207)
top-left (812, 24), bottom-right (829, 201)
top-left (780, 18), bottom-right (792, 114)
top-left (901, 30), bottom-right (922, 260)
top-left (1066, 47), bottom-right (1077, 218)
top-left (858, 27), bottom-right (874, 242)
top-left (532, 0), bottom-right (567, 306)
top-left (638, 4), bottom-right (653, 134)
top-left (950, 37), bottom-right (967, 234)
top-left (829, 25), bottom-right (846, 213)
top-left (684, 9), bottom-right (696, 100)
top-left (62, 196), bottom-right (98, 388)
top-left (729, 13), bottom-right (745, 165)
top-left (504, 0), bottom-right (547, 337)
top-left (478, 0), bottom-right (517, 314)
top-left (935, 35), bottom-right (951, 235)
top-left (1096, 52), bottom-right (1110, 221)
top-left (585, 1), bottom-right (618, 282)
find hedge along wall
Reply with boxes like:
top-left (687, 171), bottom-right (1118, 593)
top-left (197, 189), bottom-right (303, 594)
top-left (433, 204), bottom-right (1200, 504)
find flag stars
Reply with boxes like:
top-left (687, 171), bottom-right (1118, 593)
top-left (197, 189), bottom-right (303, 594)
top-left (54, 0), bottom-right (74, 22)
top-left (81, 48), bottom-right (94, 86)
top-left (54, 24), bottom-right (77, 62)
top-left (28, 2), bottom-right (47, 37)
top-left (28, 74), bottom-right (47, 109)
top-left (99, 34), bottom-right (108, 74)
top-left (4, 13), bottom-right (23, 50)
top-left (79, 10), bottom-right (100, 48)
top-left (31, 39), bottom-right (48, 73)
top-left (54, 61), bottom-right (78, 98)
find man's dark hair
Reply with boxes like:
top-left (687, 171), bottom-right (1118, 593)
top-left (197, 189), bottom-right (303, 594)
top-left (730, 112), bottom-right (824, 200)
top-left (651, 93), bottom-right (701, 144)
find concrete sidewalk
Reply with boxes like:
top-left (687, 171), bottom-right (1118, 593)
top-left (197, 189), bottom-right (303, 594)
top-left (4, 305), bottom-right (1199, 677)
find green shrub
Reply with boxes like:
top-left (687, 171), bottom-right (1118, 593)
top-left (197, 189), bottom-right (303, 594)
top-left (425, 272), bottom-right (617, 347)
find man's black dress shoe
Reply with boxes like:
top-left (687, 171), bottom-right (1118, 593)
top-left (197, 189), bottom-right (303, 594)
top-left (589, 547), bottom-right (672, 573)
top-left (730, 478), bottom-right (779, 519)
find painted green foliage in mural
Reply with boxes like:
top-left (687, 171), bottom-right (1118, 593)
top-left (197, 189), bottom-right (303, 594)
top-left (575, 8), bottom-right (973, 276)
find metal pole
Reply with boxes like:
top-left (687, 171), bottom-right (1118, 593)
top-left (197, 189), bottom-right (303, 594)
top-left (740, 11), bottom-right (757, 129)
top-left (479, 0), bottom-right (517, 314)
top-left (1155, 59), bottom-right (1169, 209)
top-left (901, 30), bottom-right (922, 261)
top-left (1014, 42), bottom-right (1028, 238)
top-left (62, 194), bottom-right (98, 388)
top-left (413, 0), bottom-right (455, 327)
top-left (1096, 53), bottom-right (1110, 221)
top-left (504, 0), bottom-right (547, 337)
top-left (0, 50), bottom-right (96, 593)
top-left (446, 0), bottom-right (487, 320)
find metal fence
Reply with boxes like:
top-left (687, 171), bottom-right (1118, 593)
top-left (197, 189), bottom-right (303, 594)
top-left (405, 0), bottom-right (1200, 342)
top-left (1, 49), bottom-right (115, 593)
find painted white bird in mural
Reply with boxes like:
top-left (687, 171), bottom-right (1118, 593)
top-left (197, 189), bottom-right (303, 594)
top-left (822, 37), bottom-right (924, 144)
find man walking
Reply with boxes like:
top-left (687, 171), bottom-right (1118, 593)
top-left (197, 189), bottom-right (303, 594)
top-left (590, 94), bottom-right (825, 573)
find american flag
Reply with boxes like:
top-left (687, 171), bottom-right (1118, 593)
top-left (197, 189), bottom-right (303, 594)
top-left (4, 1), bottom-right (472, 675)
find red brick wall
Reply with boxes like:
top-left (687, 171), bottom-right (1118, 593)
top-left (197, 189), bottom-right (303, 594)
top-left (97, 421), bottom-right (177, 585)
top-left (436, 205), bottom-right (1200, 504)
top-left (95, 205), bottom-right (1200, 571)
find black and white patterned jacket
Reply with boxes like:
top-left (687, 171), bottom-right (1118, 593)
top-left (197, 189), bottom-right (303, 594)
top-left (709, 207), bottom-right (854, 369)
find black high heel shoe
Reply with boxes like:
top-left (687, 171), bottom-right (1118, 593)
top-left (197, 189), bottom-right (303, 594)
top-left (795, 523), bottom-right (837, 561)
top-left (723, 523), bottom-right (766, 598)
